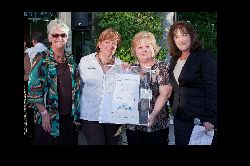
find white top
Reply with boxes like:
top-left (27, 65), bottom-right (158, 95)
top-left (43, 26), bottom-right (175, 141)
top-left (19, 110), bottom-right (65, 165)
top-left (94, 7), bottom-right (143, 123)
top-left (173, 59), bottom-right (187, 85)
top-left (78, 52), bottom-right (122, 121)
top-left (25, 43), bottom-right (48, 64)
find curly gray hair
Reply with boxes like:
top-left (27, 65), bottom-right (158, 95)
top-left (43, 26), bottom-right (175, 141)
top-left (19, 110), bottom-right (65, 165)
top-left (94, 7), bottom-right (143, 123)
top-left (47, 18), bottom-right (69, 36)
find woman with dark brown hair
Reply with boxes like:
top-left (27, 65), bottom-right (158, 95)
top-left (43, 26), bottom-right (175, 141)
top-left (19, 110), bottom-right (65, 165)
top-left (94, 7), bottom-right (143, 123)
top-left (167, 21), bottom-right (217, 145)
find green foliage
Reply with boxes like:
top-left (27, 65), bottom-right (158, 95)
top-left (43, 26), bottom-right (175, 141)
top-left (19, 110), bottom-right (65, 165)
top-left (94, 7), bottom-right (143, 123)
top-left (168, 105), bottom-right (172, 114)
top-left (93, 12), bottom-right (167, 63)
top-left (177, 12), bottom-right (217, 56)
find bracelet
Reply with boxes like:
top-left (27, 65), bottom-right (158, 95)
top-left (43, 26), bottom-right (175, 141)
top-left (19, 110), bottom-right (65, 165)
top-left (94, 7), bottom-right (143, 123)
top-left (40, 109), bottom-right (48, 116)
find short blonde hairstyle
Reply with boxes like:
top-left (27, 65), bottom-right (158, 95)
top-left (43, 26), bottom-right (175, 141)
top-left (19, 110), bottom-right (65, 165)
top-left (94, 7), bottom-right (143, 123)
top-left (131, 31), bottom-right (160, 57)
top-left (96, 28), bottom-right (122, 53)
top-left (47, 18), bottom-right (69, 36)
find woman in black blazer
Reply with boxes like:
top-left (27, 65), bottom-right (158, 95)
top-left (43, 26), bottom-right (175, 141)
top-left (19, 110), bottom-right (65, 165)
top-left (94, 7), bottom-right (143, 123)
top-left (167, 21), bottom-right (217, 145)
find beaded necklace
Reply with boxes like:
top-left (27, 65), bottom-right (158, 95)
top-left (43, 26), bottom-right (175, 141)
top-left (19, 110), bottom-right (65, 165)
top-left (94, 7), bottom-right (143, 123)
top-left (97, 53), bottom-right (115, 67)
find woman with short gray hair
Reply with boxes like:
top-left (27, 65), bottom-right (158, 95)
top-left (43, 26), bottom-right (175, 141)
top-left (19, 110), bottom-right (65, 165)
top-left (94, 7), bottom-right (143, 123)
top-left (27, 18), bottom-right (81, 145)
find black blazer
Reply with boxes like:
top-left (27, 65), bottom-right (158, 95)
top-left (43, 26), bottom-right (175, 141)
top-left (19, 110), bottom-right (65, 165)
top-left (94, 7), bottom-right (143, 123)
top-left (169, 49), bottom-right (217, 126)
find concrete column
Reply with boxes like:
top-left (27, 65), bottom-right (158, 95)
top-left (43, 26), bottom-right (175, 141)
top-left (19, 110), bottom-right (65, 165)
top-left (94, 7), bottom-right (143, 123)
top-left (160, 12), bottom-right (175, 64)
top-left (58, 12), bottom-right (72, 54)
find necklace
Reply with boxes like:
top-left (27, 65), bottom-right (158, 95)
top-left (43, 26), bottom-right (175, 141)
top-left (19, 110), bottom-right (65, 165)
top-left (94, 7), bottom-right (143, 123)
top-left (97, 54), bottom-right (115, 66)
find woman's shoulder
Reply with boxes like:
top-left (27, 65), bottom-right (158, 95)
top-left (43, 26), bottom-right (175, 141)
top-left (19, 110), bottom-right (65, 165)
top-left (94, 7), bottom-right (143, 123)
top-left (194, 48), bottom-right (214, 56)
top-left (79, 52), bottom-right (96, 66)
top-left (194, 48), bottom-right (216, 62)
top-left (80, 52), bottom-right (96, 61)
top-left (155, 60), bottom-right (168, 69)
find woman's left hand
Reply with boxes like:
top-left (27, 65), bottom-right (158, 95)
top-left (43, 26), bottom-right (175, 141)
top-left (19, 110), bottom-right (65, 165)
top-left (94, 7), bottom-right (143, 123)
top-left (203, 122), bottom-right (214, 131)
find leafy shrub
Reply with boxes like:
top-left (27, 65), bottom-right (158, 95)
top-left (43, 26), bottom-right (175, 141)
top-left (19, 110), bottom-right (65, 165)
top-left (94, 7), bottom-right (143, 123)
top-left (93, 12), bottom-right (168, 63)
top-left (177, 12), bottom-right (217, 56)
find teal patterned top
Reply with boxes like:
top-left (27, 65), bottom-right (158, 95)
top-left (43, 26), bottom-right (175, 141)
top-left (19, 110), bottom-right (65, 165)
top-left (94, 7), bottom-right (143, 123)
top-left (27, 48), bottom-right (81, 137)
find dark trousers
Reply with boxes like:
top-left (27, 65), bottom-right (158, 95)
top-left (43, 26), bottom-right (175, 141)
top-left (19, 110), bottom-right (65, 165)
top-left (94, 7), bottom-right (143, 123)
top-left (126, 128), bottom-right (169, 145)
top-left (33, 114), bottom-right (78, 145)
top-left (174, 117), bottom-right (194, 145)
top-left (80, 120), bottom-right (121, 145)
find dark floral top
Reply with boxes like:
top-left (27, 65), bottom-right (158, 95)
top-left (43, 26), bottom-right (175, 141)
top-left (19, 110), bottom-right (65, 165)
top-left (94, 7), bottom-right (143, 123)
top-left (26, 48), bottom-right (81, 137)
top-left (126, 60), bottom-right (170, 132)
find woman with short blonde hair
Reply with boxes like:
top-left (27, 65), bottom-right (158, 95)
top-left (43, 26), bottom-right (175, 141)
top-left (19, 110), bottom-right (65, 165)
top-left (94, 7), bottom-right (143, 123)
top-left (126, 31), bottom-right (172, 145)
top-left (131, 31), bottom-right (160, 57)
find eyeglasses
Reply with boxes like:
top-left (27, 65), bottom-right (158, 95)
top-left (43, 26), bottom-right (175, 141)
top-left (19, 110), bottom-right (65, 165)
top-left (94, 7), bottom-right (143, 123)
top-left (51, 33), bottom-right (67, 38)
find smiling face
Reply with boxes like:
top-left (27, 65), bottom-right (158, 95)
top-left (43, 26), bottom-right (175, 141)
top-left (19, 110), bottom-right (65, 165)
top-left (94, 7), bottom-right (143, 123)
top-left (134, 39), bottom-right (154, 63)
top-left (98, 39), bottom-right (118, 57)
top-left (48, 26), bottom-right (68, 50)
top-left (173, 28), bottom-right (191, 52)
